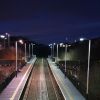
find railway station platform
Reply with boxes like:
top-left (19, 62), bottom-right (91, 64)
top-left (0, 57), bottom-right (86, 100)
top-left (0, 57), bottom-right (36, 100)
top-left (47, 58), bottom-right (86, 100)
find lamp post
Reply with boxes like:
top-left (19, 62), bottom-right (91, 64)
top-left (15, 40), bottom-right (24, 77)
top-left (65, 44), bottom-right (67, 76)
top-left (29, 44), bottom-right (30, 58)
top-left (4, 38), bottom-right (6, 48)
top-left (31, 43), bottom-right (33, 56)
top-left (49, 44), bottom-right (53, 58)
top-left (8, 34), bottom-right (10, 47)
top-left (53, 43), bottom-right (55, 57)
top-left (86, 40), bottom-right (91, 96)
top-left (15, 41), bottom-right (18, 77)
top-left (56, 44), bottom-right (58, 62)
top-left (25, 43), bottom-right (27, 62)
top-left (51, 45), bottom-right (53, 58)
top-left (53, 44), bottom-right (54, 57)
top-left (0, 35), bottom-right (6, 48)
top-left (31, 43), bottom-right (35, 57)
top-left (6, 33), bottom-right (10, 47)
top-left (79, 38), bottom-right (91, 97)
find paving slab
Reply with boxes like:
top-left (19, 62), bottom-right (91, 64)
top-left (0, 57), bottom-right (36, 100)
top-left (47, 58), bottom-right (86, 100)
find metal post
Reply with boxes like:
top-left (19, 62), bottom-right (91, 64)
top-left (51, 46), bottom-right (52, 57)
top-left (53, 44), bottom-right (54, 57)
top-left (57, 44), bottom-right (58, 62)
top-left (15, 41), bottom-right (18, 77)
top-left (29, 44), bottom-right (30, 58)
top-left (19, 48), bottom-right (21, 66)
top-left (8, 34), bottom-right (10, 47)
top-left (32, 44), bottom-right (33, 56)
top-left (65, 44), bottom-right (67, 76)
top-left (86, 40), bottom-right (91, 95)
top-left (4, 38), bottom-right (5, 49)
top-left (25, 43), bottom-right (27, 62)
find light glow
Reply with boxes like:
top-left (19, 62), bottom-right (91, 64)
top-left (60, 43), bottom-right (63, 47)
top-left (18, 40), bottom-right (24, 44)
top-left (79, 38), bottom-right (85, 41)
top-left (0, 35), bottom-right (5, 39)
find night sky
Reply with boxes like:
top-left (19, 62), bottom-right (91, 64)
top-left (0, 0), bottom-right (100, 44)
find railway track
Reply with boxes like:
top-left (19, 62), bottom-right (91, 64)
top-left (21, 58), bottom-right (64, 100)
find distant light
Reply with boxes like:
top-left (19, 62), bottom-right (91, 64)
top-left (60, 43), bottom-right (63, 45)
top-left (19, 40), bottom-right (24, 44)
top-left (49, 44), bottom-right (52, 46)
top-left (50, 46), bottom-right (52, 48)
top-left (60, 43), bottom-right (63, 47)
top-left (6, 33), bottom-right (10, 37)
top-left (6, 33), bottom-right (8, 35)
top-left (63, 45), bottom-right (65, 47)
top-left (79, 38), bottom-right (85, 41)
top-left (53, 43), bottom-right (56, 45)
top-left (74, 40), bottom-right (77, 42)
top-left (31, 43), bottom-right (35, 45)
top-left (0, 35), bottom-right (5, 39)
top-left (5, 38), bottom-right (7, 40)
top-left (68, 45), bottom-right (71, 47)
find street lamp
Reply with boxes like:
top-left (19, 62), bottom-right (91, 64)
top-left (0, 35), bottom-right (6, 48)
top-left (49, 44), bottom-right (53, 58)
top-left (79, 37), bottom-right (86, 42)
top-left (53, 43), bottom-right (56, 57)
top-left (0, 35), bottom-right (5, 38)
top-left (60, 43), bottom-right (63, 47)
top-left (31, 43), bottom-right (35, 57)
top-left (29, 44), bottom-right (30, 58)
top-left (15, 39), bottom-right (24, 77)
top-left (5, 33), bottom-right (10, 47)
top-left (25, 43), bottom-right (27, 62)
top-left (56, 44), bottom-right (58, 62)
top-left (79, 38), bottom-right (91, 97)
top-left (86, 40), bottom-right (91, 96)
top-left (65, 44), bottom-right (67, 76)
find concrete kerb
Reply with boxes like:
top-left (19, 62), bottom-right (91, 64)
top-left (47, 58), bottom-right (66, 100)
top-left (10, 58), bottom-right (36, 100)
